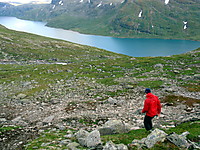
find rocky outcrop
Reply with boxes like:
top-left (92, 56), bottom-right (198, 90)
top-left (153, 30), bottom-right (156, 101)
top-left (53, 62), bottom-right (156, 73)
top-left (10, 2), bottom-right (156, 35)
top-left (130, 129), bottom-right (198, 149)
top-left (75, 129), bottom-right (101, 148)
top-left (98, 120), bottom-right (132, 136)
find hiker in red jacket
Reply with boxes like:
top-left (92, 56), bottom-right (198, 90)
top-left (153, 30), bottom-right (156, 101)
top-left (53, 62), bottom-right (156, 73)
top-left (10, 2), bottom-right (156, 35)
top-left (142, 88), bottom-right (161, 131)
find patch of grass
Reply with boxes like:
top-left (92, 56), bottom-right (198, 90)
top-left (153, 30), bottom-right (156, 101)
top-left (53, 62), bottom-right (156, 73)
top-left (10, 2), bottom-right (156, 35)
top-left (0, 125), bottom-right (21, 134)
top-left (78, 118), bottom-right (99, 126)
top-left (101, 129), bottom-right (148, 145)
top-left (162, 95), bottom-right (200, 107)
top-left (164, 121), bottom-right (200, 142)
top-left (137, 80), bottom-right (163, 89)
top-left (182, 83), bottom-right (200, 92)
top-left (25, 130), bottom-right (71, 149)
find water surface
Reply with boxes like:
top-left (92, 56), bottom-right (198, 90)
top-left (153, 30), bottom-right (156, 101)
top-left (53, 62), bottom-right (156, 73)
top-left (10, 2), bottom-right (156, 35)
top-left (0, 16), bottom-right (199, 57)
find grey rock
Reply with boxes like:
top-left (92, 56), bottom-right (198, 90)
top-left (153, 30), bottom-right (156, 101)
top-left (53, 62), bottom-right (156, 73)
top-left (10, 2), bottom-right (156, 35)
top-left (20, 99), bottom-right (30, 104)
top-left (154, 64), bottom-right (163, 69)
top-left (107, 97), bottom-right (118, 105)
top-left (75, 129), bottom-right (89, 139)
top-left (180, 131), bottom-right (190, 139)
top-left (11, 116), bottom-right (28, 126)
top-left (55, 123), bottom-right (66, 130)
top-left (59, 139), bottom-right (71, 145)
top-left (98, 120), bottom-right (131, 136)
top-left (75, 129), bottom-right (101, 148)
top-left (85, 130), bottom-right (101, 148)
top-left (67, 142), bottom-right (80, 150)
top-left (0, 118), bottom-right (7, 122)
top-left (75, 129), bottom-right (89, 146)
top-left (167, 133), bottom-right (191, 149)
top-left (194, 74), bottom-right (200, 80)
top-left (16, 93), bottom-right (26, 99)
top-left (103, 141), bottom-right (128, 150)
top-left (145, 128), bottom-right (167, 148)
top-left (41, 142), bottom-right (50, 147)
top-left (131, 138), bottom-right (146, 148)
top-left (42, 115), bottom-right (54, 125)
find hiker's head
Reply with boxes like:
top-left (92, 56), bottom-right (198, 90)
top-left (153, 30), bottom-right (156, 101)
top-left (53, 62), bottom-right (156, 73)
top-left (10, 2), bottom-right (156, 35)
top-left (145, 88), bottom-right (151, 94)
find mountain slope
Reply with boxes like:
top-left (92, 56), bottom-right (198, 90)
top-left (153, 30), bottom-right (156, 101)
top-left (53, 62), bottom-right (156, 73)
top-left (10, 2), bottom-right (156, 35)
top-left (0, 0), bottom-right (199, 40)
top-left (0, 24), bottom-right (200, 150)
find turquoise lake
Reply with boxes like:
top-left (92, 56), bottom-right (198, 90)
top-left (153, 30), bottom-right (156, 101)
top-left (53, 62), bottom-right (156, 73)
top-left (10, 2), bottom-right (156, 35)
top-left (0, 16), bottom-right (199, 57)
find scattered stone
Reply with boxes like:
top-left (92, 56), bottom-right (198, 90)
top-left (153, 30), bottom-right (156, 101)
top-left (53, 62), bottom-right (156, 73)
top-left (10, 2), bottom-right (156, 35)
top-left (11, 116), bottom-right (28, 126)
top-left (0, 118), bottom-right (7, 123)
top-left (67, 142), bottom-right (80, 149)
top-left (103, 141), bottom-right (128, 150)
top-left (59, 139), bottom-right (71, 145)
top-left (16, 93), bottom-right (26, 99)
top-left (42, 115), bottom-right (54, 125)
top-left (130, 138), bottom-right (146, 148)
top-left (167, 132), bottom-right (191, 149)
top-left (154, 64), bottom-right (163, 69)
top-left (193, 74), bottom-right (200, 80)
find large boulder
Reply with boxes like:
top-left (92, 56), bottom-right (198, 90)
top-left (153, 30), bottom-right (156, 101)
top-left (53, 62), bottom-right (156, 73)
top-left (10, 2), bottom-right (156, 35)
top-left (98, 120), bottom-right (131, 136)
top-left (145, 128), bottom-right (167, 148)
top-left (75, 129), bottom-right (101, 148)
top-left (75, 129), bottom-right (89, 146)
top-left (85, 130), bottom-right (101, 148)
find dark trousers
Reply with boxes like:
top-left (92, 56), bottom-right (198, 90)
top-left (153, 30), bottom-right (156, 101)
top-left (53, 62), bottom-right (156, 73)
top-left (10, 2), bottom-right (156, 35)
top-left (144, 115), bottom-right (154, 131)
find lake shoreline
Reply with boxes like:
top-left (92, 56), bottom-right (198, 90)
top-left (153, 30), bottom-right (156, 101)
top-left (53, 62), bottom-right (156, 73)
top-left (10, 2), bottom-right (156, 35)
top-left (0, 16), bottom-right (200, 57)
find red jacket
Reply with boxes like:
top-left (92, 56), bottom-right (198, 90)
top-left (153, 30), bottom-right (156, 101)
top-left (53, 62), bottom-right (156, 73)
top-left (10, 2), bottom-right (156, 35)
top-left (142, 93), bottom-right (161, 117)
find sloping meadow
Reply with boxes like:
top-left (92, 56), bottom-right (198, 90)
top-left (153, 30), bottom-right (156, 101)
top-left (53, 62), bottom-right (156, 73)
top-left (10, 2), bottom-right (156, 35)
top-left (0, 24), bottom-right (199, 103)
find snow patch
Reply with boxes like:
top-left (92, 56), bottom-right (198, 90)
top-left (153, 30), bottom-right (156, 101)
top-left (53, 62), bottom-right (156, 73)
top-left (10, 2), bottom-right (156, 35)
top-left (138, 10), bottom-right (143, 18)
top-left (88, 0), bottom-right (91, 3)
top-left (59, 0), bottom-right (63, 5)
top-left (110, 3), bottom-right (113, 6)
top-left (97, 1), bottom-right (102, 7)
top-left (80, 0), bottom-right (83, 2)
top-left (165, 0), bottom-right (169, 5)
top-left (183, 21), bottom-right (188, 30)
top-left (183, 21), bottom-right (187, 25)
top-left (52, 5), bottom-right (55, 9)
top-left (121, 0), bottom-right (125, 3)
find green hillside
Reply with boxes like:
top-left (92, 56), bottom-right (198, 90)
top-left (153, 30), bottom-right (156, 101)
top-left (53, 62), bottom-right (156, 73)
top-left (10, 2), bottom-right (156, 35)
top-left (0, 24), bottom-right (199, 102)
top-left (0, 23), bottom-right (200, 149)
top-left (0, 0), bottom-right (199, 40)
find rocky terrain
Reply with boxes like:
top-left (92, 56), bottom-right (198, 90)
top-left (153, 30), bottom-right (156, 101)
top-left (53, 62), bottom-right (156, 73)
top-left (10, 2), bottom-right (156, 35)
top-left (0, 25), bottom-right (200, 149)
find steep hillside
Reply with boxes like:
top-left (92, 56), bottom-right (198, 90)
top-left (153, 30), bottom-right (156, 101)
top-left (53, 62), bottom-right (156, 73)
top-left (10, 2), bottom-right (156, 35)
top-left (0, 24), bottom-right (200, 149)
top-left (0, 0), bottom-right (199, 40)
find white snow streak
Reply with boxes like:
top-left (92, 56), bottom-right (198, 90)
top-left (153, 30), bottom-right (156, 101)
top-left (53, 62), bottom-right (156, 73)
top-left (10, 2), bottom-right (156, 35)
top-left (58, 1), bottom-right (63, 5)
top-left (97, 1), bottom-right (102, 7)
top-left (183, 21), bottom-right (188, 30)
top-left (138, 10), bottom-right (142, 18)
top-left (165, 0), bottom-right (169, 5)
